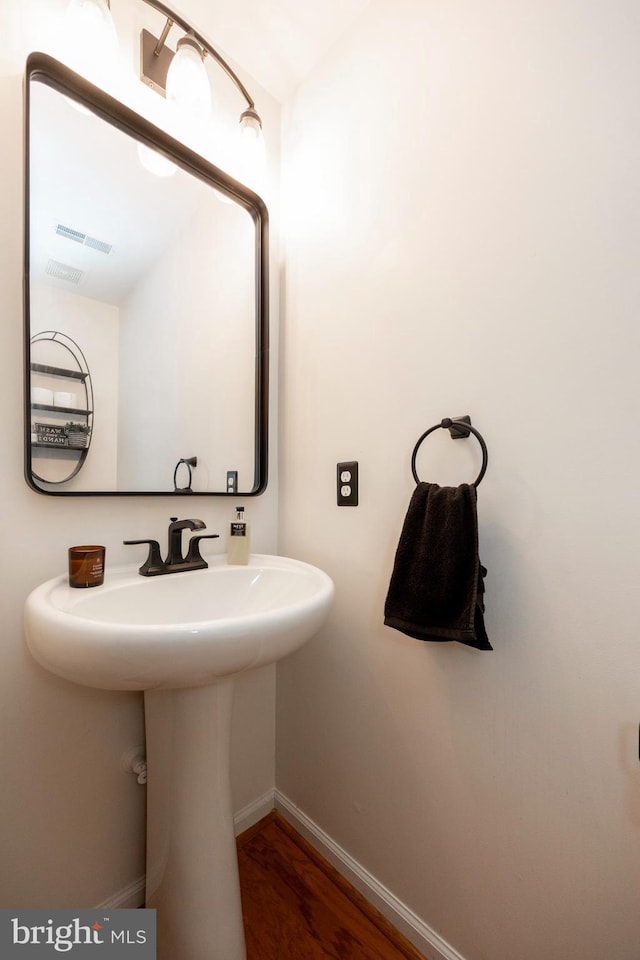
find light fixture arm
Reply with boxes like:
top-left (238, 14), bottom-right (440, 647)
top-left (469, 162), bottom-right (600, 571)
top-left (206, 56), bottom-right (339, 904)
top-left (139, 0), bottom-right (256, 111)
top-left (153, 17), bottom-right (174, 57)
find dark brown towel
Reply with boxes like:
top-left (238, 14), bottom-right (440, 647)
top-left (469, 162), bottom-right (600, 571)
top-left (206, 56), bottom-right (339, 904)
top-left (384, 482), bottom-right (492, 650)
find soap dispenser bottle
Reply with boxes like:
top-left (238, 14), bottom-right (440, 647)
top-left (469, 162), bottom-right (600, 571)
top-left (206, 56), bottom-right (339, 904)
top-left (228, 506), bottom-right (250, 565)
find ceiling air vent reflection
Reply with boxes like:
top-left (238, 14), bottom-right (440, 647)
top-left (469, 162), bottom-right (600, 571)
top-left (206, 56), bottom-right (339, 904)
top-left (45, 259), bottom-right (84, 284)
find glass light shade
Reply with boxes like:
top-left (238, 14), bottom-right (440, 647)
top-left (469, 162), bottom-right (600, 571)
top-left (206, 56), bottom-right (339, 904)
top-left (64, 0), bottom-right (119, 84)
top-left (137, 143), bottom-right (177, 178)
top-left (237, 110), bottom-right (266, 193)
top-left (166, 36), bottom-right (211, 119)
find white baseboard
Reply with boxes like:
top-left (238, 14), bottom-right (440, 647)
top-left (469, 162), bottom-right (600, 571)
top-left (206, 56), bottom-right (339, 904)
top-left (274, 790), bottom-right (465, 960)
top-left (96, 787), bottom-right (465, 960)
top-left (96, 875), bottom-right (146, 910)
top-left (233, 788), bottom-right (276, 836)
top-left (95, 791), bottom-right (275, 911)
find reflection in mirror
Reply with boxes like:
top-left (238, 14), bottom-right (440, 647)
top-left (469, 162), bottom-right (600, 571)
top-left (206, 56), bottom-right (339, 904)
top-left (25, 54), bottom-right (268, 496)
top-left (30, 330), bottom-right (94, 487)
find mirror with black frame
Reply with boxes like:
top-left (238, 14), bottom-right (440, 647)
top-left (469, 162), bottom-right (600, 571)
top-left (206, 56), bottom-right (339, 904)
top-left (24, 53), bottom-right (268, 496)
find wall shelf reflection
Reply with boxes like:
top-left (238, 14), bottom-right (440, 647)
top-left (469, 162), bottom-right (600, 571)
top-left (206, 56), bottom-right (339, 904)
top-left (31, 403), bottom-right (94, 416)
top-left (28, 331), bottom-right (93, 487)
top-left (30, 362), bottom-right (88, 382)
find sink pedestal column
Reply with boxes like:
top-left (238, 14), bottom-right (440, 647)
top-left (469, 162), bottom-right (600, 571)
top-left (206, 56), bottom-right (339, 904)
top-left (144, 679), bottom-right (246, 960)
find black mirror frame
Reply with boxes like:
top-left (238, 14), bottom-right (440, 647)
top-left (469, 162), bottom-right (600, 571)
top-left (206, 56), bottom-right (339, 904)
top-left (24, 52), bottom-right (269, 497)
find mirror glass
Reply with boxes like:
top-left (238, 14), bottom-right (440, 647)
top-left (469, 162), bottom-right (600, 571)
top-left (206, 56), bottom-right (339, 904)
top-left (25, 55), bottom-right (268, 496)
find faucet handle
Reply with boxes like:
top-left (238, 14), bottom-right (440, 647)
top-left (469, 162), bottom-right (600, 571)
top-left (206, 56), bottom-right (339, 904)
top-left (185, 534), bottom-right (220, 569)
top-left (123, 539), bottom-right (166, 577)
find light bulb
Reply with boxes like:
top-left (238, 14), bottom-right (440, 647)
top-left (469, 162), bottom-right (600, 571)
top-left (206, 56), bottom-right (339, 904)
top-left (237, 108), bottom-right (266, 193)
top-left (137, 143), bottom-right (177, 178)
top-left (64, 0), bottom-right (119, 86)
top-left (166, 35), bottom-right (211, 119)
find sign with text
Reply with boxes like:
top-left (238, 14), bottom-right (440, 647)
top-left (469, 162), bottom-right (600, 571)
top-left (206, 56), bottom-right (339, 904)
top-left (34, 423), bottom-right (68, 446)
top-left (0, 910), bottom-right (156, 957)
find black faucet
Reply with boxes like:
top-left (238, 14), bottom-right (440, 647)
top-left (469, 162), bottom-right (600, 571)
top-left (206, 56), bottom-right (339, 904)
top-left (166, 517), bottom-right (205, 565)
top-left (124, 517), bottom-right (219, 577)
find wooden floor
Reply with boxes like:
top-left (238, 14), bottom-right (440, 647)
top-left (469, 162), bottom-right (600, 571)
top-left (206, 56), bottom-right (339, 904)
top-left (237, 813), bottom-right (425, 960)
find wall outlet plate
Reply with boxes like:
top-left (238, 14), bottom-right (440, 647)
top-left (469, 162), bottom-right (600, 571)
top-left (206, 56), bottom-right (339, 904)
top-left (226, 471), bottom-right (238, 494)
top-left (337, 461), bottom-right (358, 506)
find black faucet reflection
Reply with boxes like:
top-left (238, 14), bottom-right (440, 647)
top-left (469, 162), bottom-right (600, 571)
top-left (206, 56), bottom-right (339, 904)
top-left (124, 517), bottom-right (220, 577)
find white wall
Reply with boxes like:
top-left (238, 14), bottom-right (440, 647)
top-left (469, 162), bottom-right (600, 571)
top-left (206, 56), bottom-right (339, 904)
top-left (278, 2), bottom-right (640, 959)
top-left (118, 197), bottom-right (256, 492)
top-left (0, 0), bottom-right (279, 909)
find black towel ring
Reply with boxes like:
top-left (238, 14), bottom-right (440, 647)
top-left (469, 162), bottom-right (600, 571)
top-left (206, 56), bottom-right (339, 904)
top-left (411, 416), bottom-right (488, 488)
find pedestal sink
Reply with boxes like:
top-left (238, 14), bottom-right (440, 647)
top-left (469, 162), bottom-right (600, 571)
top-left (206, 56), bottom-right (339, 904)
top-left (24, 554), bottom-right (334, 960)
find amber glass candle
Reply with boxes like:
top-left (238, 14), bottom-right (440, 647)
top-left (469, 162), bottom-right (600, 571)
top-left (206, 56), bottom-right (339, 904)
top-left (68, 545), bottom-right (105, 588)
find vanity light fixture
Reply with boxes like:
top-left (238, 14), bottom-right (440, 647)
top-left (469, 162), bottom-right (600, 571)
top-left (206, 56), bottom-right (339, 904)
top-left (138, 0), bottom-right (266, 181)
top-left (65, 0), bottom-right (266, 187)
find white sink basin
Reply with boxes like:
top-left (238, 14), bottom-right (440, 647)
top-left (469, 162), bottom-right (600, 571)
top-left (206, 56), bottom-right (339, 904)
top-left (24, 554), bottom-right (334, 691)
top-left (24, 552), bottom-right (334, 960)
